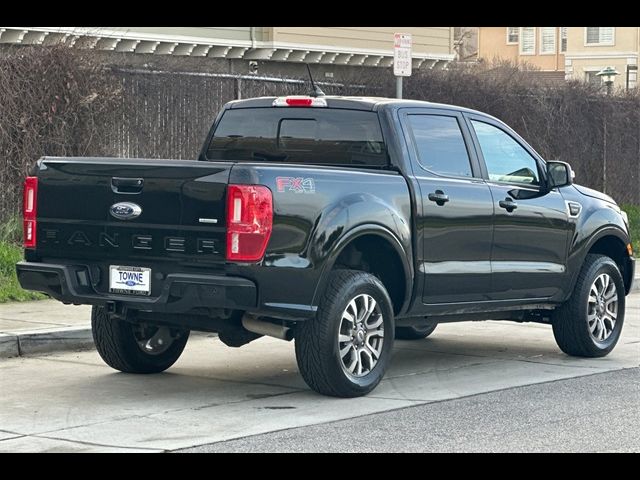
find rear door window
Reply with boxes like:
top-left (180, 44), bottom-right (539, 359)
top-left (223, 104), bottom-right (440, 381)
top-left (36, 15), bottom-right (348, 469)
top-left (206, 108), bottom-right (388, 167)
top-left (406, 114), bottom-right (473, 178)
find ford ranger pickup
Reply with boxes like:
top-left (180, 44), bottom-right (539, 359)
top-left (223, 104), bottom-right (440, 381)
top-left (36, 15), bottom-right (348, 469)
top-left (17, 95), bottom-right (635, 397)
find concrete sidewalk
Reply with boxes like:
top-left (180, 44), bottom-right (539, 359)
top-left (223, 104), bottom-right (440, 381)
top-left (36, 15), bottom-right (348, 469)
top-left (1, 273), bottom-right (638, 359)
top-left (1, 290), bottom-right (638, 452)
top-left (0, 301), bottom-right (92, 358)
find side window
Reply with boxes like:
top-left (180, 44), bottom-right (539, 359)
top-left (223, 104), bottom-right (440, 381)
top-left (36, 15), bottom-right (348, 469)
top-left (407, 115), bottom-right (473, 178)
top-left (470, 120), bottom-right (540, 186)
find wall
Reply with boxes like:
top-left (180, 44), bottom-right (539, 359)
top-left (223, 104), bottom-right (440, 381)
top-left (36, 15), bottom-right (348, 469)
top-left (478, 27), bottom-right (564, 71)
top-left (271, 27), bottom-right (452, 55)
top-left (478, 27), bottom-right (519, 62)
top-left (99, 27), bottom-right (257, 42)
top-left (565, 27), bottom-right (639, 89)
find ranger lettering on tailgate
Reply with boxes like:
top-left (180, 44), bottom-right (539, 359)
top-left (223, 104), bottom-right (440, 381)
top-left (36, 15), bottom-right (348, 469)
top-left (40, 229), bottom-right (219, 254)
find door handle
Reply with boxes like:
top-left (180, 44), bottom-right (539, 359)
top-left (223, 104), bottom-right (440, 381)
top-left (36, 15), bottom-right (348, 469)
top-left (499, 198), bottom-right (518, 212)
top-left (428, 190), bottom-right (449, 206)
top-left (111, 177), bottom-right (144, 194)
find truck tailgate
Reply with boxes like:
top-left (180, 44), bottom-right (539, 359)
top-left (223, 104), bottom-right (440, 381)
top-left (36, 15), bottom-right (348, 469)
top-left (35, 157), bottom-right (232, 267)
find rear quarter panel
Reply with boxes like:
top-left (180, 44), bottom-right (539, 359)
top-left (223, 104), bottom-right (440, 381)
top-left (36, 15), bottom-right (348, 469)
top-left (227, 164), bottom-right (412, 319)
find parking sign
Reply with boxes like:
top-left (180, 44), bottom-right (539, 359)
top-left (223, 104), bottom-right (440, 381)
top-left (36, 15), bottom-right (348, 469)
top-left (393, 33), bottom-right (412, 77)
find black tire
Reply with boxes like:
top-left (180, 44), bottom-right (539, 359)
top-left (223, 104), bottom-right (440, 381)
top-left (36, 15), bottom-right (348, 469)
top-left (552, 254), bottom-right (625, 358)
top-left (395, 323), bottom-right (437, 340)
top-left (91, 306), bottom-right (190, 374)
top-left (295, 270), bottom-right (395, 398)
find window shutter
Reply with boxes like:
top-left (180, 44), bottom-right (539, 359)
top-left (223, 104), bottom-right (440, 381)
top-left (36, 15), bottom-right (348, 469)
top-left (600, 27), bottom-right (614, 43)
top-left (586, 27), bottom-right (599, 44)
top-left (521, 27), bottom-right (535, 53)
top-left (541, 27), bottom-right (555, 53)
top-left (586, 27), bottom-right (613, 44)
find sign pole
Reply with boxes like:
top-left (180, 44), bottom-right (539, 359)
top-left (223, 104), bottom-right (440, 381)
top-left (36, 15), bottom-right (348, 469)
top-left (393, 32), bottom-right (412, 100)
top-left (396, 77), bottom-right (403, 99)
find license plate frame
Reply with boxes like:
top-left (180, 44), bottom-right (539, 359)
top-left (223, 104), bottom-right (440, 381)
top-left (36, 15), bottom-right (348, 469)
top-left (109, 266), bottom-right (152, 296)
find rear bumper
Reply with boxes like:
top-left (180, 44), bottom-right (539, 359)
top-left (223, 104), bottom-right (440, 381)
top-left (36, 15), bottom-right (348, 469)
top-left (16, 261), bottom-right (257, 314)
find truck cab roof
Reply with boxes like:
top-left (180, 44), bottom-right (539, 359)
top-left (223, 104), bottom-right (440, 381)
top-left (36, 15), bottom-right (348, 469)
top-left (226, 95), bottom-right (494, 119)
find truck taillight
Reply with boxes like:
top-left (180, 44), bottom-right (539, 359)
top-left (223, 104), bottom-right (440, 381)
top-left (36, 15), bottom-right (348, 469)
top-left (23, 177), bottom-right (38, 249)
top-left (226, 184), bottom-right (273, 262)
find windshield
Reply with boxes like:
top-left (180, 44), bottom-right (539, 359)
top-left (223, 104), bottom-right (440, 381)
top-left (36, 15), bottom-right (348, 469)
top-left (206, 108), bottom-right (388, 168)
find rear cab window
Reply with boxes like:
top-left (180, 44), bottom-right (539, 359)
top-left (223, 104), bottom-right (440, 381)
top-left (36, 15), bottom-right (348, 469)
top-left (206, 108), bottom-right (388, 168)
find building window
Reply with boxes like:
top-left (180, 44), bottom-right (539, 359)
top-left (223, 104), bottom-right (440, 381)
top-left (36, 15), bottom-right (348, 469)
top-left (627, 66), bottom-right (638, 90)
top-left (520, 27), bottom-right (535, 54)
top-left (585, 71), bottom-right (603, 87)
top-left (506, 27), bottom-right (519, 44)
top-left (540, 27), bottom-right (556, 54)
top-left (560, 27), bottom-right (568, 52)
top-left (585, 27), bottom-right (614, 45)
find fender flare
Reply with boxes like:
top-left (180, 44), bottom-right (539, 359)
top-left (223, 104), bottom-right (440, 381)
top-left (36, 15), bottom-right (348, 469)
top-left (311, 223), bottom-right (414, 315)
top-left (582, 226), bottom-right (630, 253)
top-left (567, 225), bottom-right (632, 296)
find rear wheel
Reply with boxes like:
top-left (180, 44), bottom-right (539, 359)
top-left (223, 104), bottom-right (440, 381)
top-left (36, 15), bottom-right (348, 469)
top-left (552, 254), bottom-right (625, 358)
top-left (295, 270), bottom-right (395, 398)
top-left (395, 323), bottom-right (437, 340)
top-left (92, 306), bottom-right (189, 374)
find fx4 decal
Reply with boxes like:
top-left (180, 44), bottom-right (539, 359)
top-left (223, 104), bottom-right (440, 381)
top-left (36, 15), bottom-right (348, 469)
top-left (276, 177), bottom-right (316, 194)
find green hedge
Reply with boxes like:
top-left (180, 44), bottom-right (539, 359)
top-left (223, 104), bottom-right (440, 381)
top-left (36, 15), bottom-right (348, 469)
top-left (622, 204), bottom-right (640, 255)
top-left (0, 217), bottom-right (46, 302)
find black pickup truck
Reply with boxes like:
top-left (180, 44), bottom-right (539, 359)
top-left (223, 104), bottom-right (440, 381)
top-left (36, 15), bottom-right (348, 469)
top-left (17, 95), bottom-right (635, 397)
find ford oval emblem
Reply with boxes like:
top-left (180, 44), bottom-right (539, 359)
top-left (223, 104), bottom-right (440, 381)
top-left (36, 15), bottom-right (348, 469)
top-left (110, 202), bottom-right (142, 221)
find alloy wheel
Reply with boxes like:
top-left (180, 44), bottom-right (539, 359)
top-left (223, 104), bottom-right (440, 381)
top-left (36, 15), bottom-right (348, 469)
top-left (587, 273), bottom-right (618, 343)
top-left (338, 294), bottom-right (385, 378)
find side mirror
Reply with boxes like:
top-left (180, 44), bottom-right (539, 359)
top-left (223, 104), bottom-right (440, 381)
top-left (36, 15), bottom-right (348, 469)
top-left (547, 161), bottom-right (574, 189)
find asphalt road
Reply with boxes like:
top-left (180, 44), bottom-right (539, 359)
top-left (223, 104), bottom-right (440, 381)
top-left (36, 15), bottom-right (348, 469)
top-left (181, 368), bottom-right (640, 453)
top-left (1, 289), bottom-right (638, 452)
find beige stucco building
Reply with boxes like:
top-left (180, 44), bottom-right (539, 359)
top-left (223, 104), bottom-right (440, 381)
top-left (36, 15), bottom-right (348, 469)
top-left (478, 27), bottom-right (565, 72)
top-left (478, 27), bottom-right (639, 90)
top-left (563, 27), bottom-right (639, 90)
top-left (0, 27), bottom-right (454, 70)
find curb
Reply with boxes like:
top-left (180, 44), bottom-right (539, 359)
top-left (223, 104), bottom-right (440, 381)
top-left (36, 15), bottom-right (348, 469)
top-left (0, 328), bottom-right (215, 359)
top-left (0, 326), bottom-right (93, 359)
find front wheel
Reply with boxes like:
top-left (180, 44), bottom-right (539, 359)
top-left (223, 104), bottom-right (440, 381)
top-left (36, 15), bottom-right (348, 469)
top-left (295, 270), bottom-right (395, 398)
top-left (552, 254), bottom-right (625, 358)
top-left (92, 306), bottom-right (190, 374)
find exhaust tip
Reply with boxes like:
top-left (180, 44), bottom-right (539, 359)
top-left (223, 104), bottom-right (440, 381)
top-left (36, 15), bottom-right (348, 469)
top-left (242, 314), bottom-right (293, 342)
